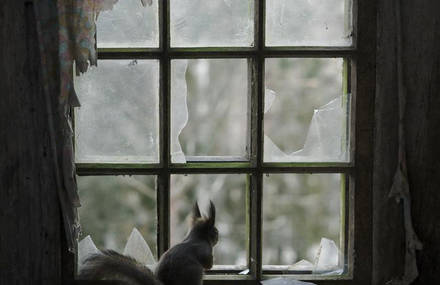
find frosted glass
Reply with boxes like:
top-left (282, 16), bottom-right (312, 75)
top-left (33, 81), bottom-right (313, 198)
top-left (74, 60), bottom-right (159, 163)
top-left (262, 174), bottom-right (342, 270)
top-left (266, 0), bottom-right (352, 46)
top-left (264, 58), bottom-right (349, 163)
top-left (170, 174), bottom-right (247, 267)
top-left (171, 59), bottom-right (248, 162)
top-left (170, 0), bottom-right (254, 47)
top-left (97, 0), bottom-right (159, 48)
top-left (78, 175), bottom-right (157, 256)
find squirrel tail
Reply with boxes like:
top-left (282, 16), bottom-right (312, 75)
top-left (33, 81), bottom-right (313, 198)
top-left (79, 250), bottom-right (162, 285)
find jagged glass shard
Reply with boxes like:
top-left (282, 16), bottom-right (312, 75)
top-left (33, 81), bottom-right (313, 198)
top-left (288, 259), bottom-right (314, 271)
top-left (170, 60), bottom-right (189, 163)
top-left (264, 58), bottom-right (349, 163)
top-left (264, 89), bottom-right (277, 113)
top-left (171, 59), bottom-right (248, 162)
top-left (170, 0), bottom-right (254, 47)
top-left (74, 60), bottom-right (159, 163)
top-left (97, 0), bottom-right (159, 48)
top-left (77, 176), bottom-right (157, 254)
top-left (313, 237), bottom-right (341, 272)
top-left (265, 97), bottom-right (349, 162)
top-left (266, 0), bottom-right (352, 46)
top-left (123, 228), bottom-right (157, 266)
top-left (78, 235), bottom-right (101, 270)
top-left (262, 277), bottom-right (317, 285)
top-left (262, 174), bottom-right (342, 266)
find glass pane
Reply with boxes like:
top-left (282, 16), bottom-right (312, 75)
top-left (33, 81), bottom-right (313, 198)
top-left (171, 59), bottom-right (248, 162)
top-left (170, 174), bottom-right (247, 268)
top-left (266, 0), bottom-right (352, 46)
top-left (97, 0), bottom-right (159, 48)
top-left (74, 60), bottom-right (159, 163)
top-left (78, 175), bottom-right (157, 258)
top-left (170, 0), bottom-right (254, 47)
top-left (263, 174), bottom-right (343, 273)
top-left (264, 58), bottom-right (349, 162)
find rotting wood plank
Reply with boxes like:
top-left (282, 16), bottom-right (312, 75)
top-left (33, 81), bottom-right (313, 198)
top-left (0, 1), bottom-right (63, 284)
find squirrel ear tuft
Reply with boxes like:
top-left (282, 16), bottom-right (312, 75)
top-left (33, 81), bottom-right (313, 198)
top-left (192, 202), bottom-right (202, 222)
top-left (207, 200), bottom-right (216, 227)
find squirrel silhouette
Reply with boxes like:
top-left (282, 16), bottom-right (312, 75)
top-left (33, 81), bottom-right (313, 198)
top-left (79, 201), bottom-right (218, 285)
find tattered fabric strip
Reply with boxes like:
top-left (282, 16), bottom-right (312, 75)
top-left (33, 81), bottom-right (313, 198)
top-left (387, 0), bottom-right (423, 284)
top-left (33, 0), bottom-right (80, 252)
top-left (55, 0), bottom-right (152, 251)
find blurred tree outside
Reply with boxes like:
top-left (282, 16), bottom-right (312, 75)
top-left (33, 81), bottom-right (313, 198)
top-left (76, 0), bottom-right (347, 269)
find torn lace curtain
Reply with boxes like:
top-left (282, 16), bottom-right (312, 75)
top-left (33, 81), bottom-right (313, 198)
top-left (32, 0), bottom-right (152, 252)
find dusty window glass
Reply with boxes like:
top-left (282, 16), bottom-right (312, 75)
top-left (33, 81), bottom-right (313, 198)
top-left (78, 175), bottom-right (157, 258)
top-left (74, 60), bottom-right (159, 163)
top-left (96, 0), bottom-right (159, 48)
top-left (171, 59), bottom-right (248, 162)
top-left (265, 0), bottom-right (352, 46)
top-left (170, 0), bottom-right (254, 47)
top-left (264, 58), bottom-right (350, 163)
top-left (262, 173), bottom-right (343, 273)
top-left (170, 174), bottom-right (247, 269)
top-left (73, 0), bottom-right (366, 279)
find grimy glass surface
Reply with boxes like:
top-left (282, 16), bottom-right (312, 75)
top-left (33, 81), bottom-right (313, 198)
top-left (74, 60), bottom-right (159, 163)
top-left (265, 0), bottom-right (352, 46)
top-left (170, 0), bottom-right (254, 47)
top-left (262, 174), bottom-right (342, 269)
top-left (171, 59), bottom-right (248, 162)
top-left (74, 0), bottom-right (365, 279)
top-left (170, 174), bottom-right (247, 268)
top-left (264, 58), bottom-right (348, 162)
top-left (96, 0), bottom-right (159, 48)
top-left (78, 175), bottom-right (157, 258)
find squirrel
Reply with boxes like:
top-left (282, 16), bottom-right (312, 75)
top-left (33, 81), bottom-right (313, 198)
top-left (79, 201), bottom-right (218, 285)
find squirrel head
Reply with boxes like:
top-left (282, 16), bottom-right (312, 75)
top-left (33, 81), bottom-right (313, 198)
top-left (189, 201), bottom-right (218, 246)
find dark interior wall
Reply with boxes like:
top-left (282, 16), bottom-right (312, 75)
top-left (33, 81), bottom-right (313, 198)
top-left (0, 1), bottom-right (63, 284)
top-left (374, 0), bottom-right (440, 284)
top-left (403, 1), bottom-right (440, 283)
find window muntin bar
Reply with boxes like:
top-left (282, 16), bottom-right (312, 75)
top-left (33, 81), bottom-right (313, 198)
top-left (75, 0), bottom-right (375, 283)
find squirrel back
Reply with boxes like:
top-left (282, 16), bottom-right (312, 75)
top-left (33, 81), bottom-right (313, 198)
top-left (155, 201), bottom-right (218, 285)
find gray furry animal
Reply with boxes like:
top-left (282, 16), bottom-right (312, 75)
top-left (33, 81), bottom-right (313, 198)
top-left (79, 249), bottom-right (160, 285)
top-left (79, 201), bottom-right (218, 285)
top-left (155, 201), bottom-right (218, 285)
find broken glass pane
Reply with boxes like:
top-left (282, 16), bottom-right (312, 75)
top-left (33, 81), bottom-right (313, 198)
top-left (170, 0), bottom-right (254, 47)
top-left (264, 58), bottom-right (349, 163)
top-left (171, 59), bottom-right (248, 162)
top-left (97, 0), bottom-right (159, 48)
top-left (266, 0), bottom-right (352, 46)
top-left (262, 174), bottom-right (343, 271)
top-left (78, 175), bottom-right (157, 258)
top-left (74, 60), bottom-right (159, 163)
top-left (170, 174), bottom-right (247, 268)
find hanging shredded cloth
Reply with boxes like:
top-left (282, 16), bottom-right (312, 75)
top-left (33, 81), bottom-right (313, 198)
top-left (33, 0), bottom-right (150, 252)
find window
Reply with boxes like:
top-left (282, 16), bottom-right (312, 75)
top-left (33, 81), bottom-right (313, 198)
top-left (74, 0), bottom-right (375, 283)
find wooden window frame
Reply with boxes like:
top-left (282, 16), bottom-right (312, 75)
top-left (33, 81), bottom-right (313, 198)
top-left (74, 0), bottom-right (375, 284)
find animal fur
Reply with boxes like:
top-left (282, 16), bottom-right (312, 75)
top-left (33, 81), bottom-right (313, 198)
top-left (78, 201), bottom-right (218, 285)
top-left (155, 201), bottom-right (218, 285)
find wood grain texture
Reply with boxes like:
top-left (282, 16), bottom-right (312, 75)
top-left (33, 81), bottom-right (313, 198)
top-left (0, 1), bottom-right (62, 284)
top-left (401, 1), bottom-right (440, 284)
top-left (374, 0), bottom-right (440, 284)
top-left (373, 0), bottom-right (406, 283)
